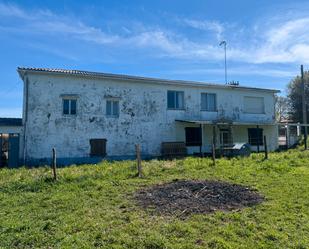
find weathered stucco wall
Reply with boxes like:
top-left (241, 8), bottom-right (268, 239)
top-left (23, 73), bottom-right (278, 164)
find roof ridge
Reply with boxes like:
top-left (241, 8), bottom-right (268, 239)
top-left (17, 67), bottom-right (280, 93)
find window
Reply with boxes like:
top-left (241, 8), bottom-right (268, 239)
top-left (167, 91), bottom-right (184, 109)
top-left (244, 96), bottom-right (265, 114)
top-left (106, 100), bottom-right (119, 117)
top-left (63, 99), bottom-right (77, 115)
top-left (185, 127), bottom-right (202, 146)
top-left (90, 139), bottom-right (107, 157)
top-left (201, 93), bottom-right (216, 111)
top-left (248, 128), bottom-right (263, 146)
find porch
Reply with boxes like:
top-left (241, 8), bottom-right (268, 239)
top-left (174, 119), bottom-right (278, 155)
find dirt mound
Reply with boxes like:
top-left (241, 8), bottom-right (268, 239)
top-left (135, 180), bottom-right (264, 216)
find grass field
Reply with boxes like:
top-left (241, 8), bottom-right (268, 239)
top-left (1, 149), bottom-right (309, 249)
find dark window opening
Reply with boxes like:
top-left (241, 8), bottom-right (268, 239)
top-left (248, 128), bottom-right (263, 146)
top-left (90, 139), bottom-right (107, 157)
top-left (185, 127), bottom-right (202, 146)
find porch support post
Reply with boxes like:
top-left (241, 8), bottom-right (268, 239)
top-left (257, 125), bottom-right (260, 153)
top-left (286, 125), bottom-right (290, 149)
top-left (212, 125), bottom-right (216, 147)
top-left (199, 124), bottom-right (203, 156)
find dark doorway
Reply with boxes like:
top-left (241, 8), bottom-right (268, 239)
top-left (0, 133), bottom-right (20, 168)
top-left (185, 127), bottom-right (202, 146)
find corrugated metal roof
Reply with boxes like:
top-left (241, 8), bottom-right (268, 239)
top-left (17, 67), bottom-right (280, 93)
top-left (0, 118), bottom-right (23, 126)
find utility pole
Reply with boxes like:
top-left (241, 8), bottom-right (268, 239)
top-left (301, 65), bottom-right (307, 149)
top-left (220, 41), bottom-right (227, 84)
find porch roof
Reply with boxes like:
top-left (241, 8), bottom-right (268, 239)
top-left (175, 119), bottom-right (276, 126)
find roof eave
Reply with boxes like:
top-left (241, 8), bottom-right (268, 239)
top-left (17, 67), bottom-right (280, 93)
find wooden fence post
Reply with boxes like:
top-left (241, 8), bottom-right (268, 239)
top-left (263, 136), bottom-right (268, 160)
top-left (52, 148), bottom-right (57, 180)
top-left (212, 143), bottom-right (216, 166)
top-left (135, 144), bottom-right (142, 177)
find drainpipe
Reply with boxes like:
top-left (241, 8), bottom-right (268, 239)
top-left (257, 125), bottom-right (260, 153)
top-left (200, 124), bottom-right (203, 156)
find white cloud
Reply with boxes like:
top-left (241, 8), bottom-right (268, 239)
top-left (0, 3), bottom-right (119, 45)
top-left (183, 19), bottom-right (224, 40)
top-left (1, 3), bottom-right (309, 65)
top-left (248, 17), bottom-right (309, 63)
top-left (168, 67), bottom-right (296, 78)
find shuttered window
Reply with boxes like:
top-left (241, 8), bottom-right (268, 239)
top-left (90, 139), bottom-right (107, 157)
top-left (244, 96), bottom-right (265, 114)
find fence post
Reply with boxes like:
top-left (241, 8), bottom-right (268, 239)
top-left (52, 148), bottom-right (57, 180)
top-left (212, 143), bottom-right (216, 166)
top-left (263, 136), bottom-right (268, 160)
top-left (135, 144), bottom-right (142, 177)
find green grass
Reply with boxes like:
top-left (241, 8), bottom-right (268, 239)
top-left (1, 149), bottom-right (309, 249)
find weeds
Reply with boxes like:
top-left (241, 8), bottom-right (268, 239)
top-left (0, 149), bottom-right (309, 248)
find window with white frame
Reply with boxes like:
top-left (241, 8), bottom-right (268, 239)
top-left (167, 90), bottom-right (184, 109)
top-left (106, 99), bottom-right (119, 117)
top-left (62, 98), bottom-right (77, 115)
top-left (244, 96), bottom-right (265, 114)
top-left (201, 93), bottom-right (217, 111)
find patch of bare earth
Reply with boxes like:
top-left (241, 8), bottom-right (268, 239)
top-left (135, 180), bottom-right (264, 217)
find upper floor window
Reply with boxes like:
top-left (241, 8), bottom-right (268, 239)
top-left (244, 96), bottom-right (265, 114)
top-left (106, 99), bottom-right (119, 117)
top-left (201, 93), bottom-right (216, 111)
top-left (167, 90), bottom-right (184, 109)
top-left (63, 98), bottom-right (77, 115)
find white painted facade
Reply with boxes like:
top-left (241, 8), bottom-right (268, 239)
top-left (18, 68), bottom-right (279, 165)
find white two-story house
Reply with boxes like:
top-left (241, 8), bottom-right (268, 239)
top-left (17, 67), bottom-right (279, 165)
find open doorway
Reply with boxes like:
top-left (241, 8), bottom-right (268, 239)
top-left (0, 134), bottom-right (9, 167)
top-left (0, 133), bottom-right (20, 168)
top-left (219, 128), bottom-right (233, 148)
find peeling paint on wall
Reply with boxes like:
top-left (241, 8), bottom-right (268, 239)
top-left (22, 73), bottom-right (278, 163)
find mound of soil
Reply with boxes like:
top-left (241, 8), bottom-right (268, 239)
top-left (135, 180), bottom-right (264, 216)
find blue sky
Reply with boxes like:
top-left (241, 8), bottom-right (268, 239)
top-left (1, 0), bottom-right (309, 117)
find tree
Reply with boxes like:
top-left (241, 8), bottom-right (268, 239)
top-left (287, 71), bottom-right (309, 123)
top-left (275, 96), bottom-right (289, 122)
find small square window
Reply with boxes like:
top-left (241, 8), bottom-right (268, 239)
top-left (106, 100), bottom-right (119, 117)
top-left (63, 98), bottom-right (77, 115)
